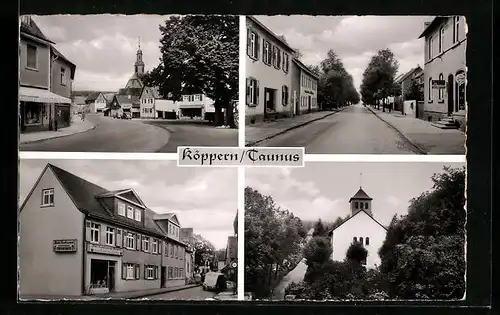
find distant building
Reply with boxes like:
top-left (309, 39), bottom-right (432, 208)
top-left (19, 15), bottom-right (76, 133)
top-left (396, 66), bottom-right (424, 101)
top-left (419, 16), bottom-right (467, 128)
top-left (291, 58), bottom-right (319, 115)
top-left (19, 164), bottom-right (188, 297)
top-left (178, 94), bottom-right (219, 122)
top-left (85, 92), bottom-right (109, 114)
top-left (109, 94), bottom-right (140, 118)
top-left (328, 187), bottom-right (387, 269)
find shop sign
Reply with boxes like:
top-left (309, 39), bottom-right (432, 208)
top-left (431, 80), bottom-right (446, 89)
top-left (53, 239), bottom-right (78, 253)
top-left (87, 243), bottom-right (123, 256)
top-left (456, 72), bottom-right (466, 85)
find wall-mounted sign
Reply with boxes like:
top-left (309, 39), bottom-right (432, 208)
top-left (431, 80), bottom-right (446, 89)
top-left (456, 72), bottom-right (466, 85)
top-left (53, 239), bottom-right (78, 253)
top-left (231, 262), bottom-right (237, 268)
top-left (87, 243), bottom-right (123, 256)
top-left (304, 90), bottom-right (314, 95)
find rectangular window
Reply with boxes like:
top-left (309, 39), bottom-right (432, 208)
top-left (26, 44), bottom-right (37, 69)
top-left (282, 85), bottom-right (289, 105)
top-left (282, 52), bottom-right (289, 73)
top-left (354, 201), bottom-right (359, 209)
top-left (263, 40), bottom-right (272, 65)
top-left (105, 227), bottom-right (115, 246)
top-left (143, 236), bottom-right (150, 252)
top-left (175, 245), bottom-right (178, 259)
top-left (428, 77), bottom-right (433, 101)
top-left (170, 243), bottom-right (174, 257)
top-left (134, 209), bottom-right (141, 222)
top-left (125, 263), bottom-right (135, 280)
top-left (183, 95), bottom-right (189, 102)
top-left (152, 239), bottom-right (158, 254)
top-left (60, 67), bottom-right (67, 85)
top-left (175, 267), bottom-right (178, 278)
top-left (247, 29), bottom-right (259, 59)
top-left (145, 265), bottom-right (154, 280)
top-left (439, 27), bottom-right (444, 53)
top-left (272, 46), bottom-right (281, 69)
top-left (438, 74), bottom-right (444, 100)
top-left (428, 36), bottom-right (433, 59)
top-left (118, 203), bottom-right (126, 216)
top-left (246, 78), bottom-right (259, 106)
top-left (454, 16), bottom-right (460, 43)
top-left (168, 267), bottom-right (173, 279)
top-left (125, 232), bottom-right (135, 249)
top-left (180, 268), bottom-right (184, 278)
top-left (127, 206), bottom-right (134, 219)
top-left (41, 188), bottom-right (54, 206)
top-left (90, 222), bottom-right (100, 243)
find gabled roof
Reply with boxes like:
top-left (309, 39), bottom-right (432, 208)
top-left (20, 16), bottom-right (55, 44)
top-left (292, 58), bottom-right (319, 80)
top-left (398, 66), bottom-right (423, 83)
top-left (327, 210), bottom-right (388, 236)
top-left (247, 16), bottom-right (296, 53)
top-left (103, 93), bottom-right (115, 105)
top-left (85, 92), bottom-right (102, 103)
top-left (153, 213), bottom-right (181, 226)
top-left (51, 45), bottom-right (76, 79)
top-left (418, 17), bottom-right (448, 39)
top-left (349, 187), bottom-right (373, 202)
top-left (96, 188), bottom-right (146, 209)
top-left (115, 94), bottom-right (139, 105)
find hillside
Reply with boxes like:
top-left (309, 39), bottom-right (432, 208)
top-left (72, 90), bottom-right (116, 98)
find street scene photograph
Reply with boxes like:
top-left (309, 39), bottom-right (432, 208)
top-left (19, 14), bottom-right (238, 153)
top-left (244, 162), bottom-right (466, 301)
top-left (244, 15), bottom-right (466, 155)
top-left (18, 159), bottom-right (238, 301)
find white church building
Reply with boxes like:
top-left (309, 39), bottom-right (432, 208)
top-left (328, 187), bottom-right (388, 269)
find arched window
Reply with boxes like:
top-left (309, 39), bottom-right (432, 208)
top-left (360, 202), bottom-right (364, 209)
top-left (353, 237), bottom-right (357, 243)
top-left (365, 202), bottom-right (368, 209)
top-left (359, 237), bottom-right (364, 245)
top-left (438, 73), bottom-right (444, 100)
top-left (354, 201), bottom-right (359, 209)
top-left (428, 77), bottom-right (433, 101)
top-left (366, 237), bottom-right (370, 245)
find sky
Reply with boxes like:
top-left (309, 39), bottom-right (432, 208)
top-left (255, 15), bottom-right (434, 91)
top-left (19, 159), bottom-right (237, 250)
top-left (31, 15), bottom-right (172, 91)
top-left (246, 162), bottom-right (465, 227)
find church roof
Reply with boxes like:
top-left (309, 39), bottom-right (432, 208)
top-left (349, 187), bottom-right (373, 202)
top-left (327, 210), bottom-right (387, 236)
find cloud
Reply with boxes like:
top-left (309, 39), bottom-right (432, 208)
top-left (19, 159), bottom-right (236, 249)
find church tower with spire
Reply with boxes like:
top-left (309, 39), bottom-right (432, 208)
top-left (348, 174), bottom-right (373, 216)
top-left (134, 37), bottom-right (145, 76)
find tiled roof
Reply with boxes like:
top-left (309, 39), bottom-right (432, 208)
top-left (349, 187), bottom-right (373, 202)
top-left (20, 16), bottom-right (54, 44)
top-left (292, 58), bottom-right (319, 80)
top-left (418, 17), bottom-right (447, 39)
top-left (398, 66), bottom-right (423, 83)
top-left (116, 94), bottom-right (139, 105)
top-left (247, 16), bottom-right (296, 53)
top-left (103, 93), bottom-right (115, 105)
top-left (48, 163), bottom-right (167, 238)
top-left (51, 45), bottom-right (76, 79)
top-left (85, 92), bottom-right (101, 102)
top-left (327, 210), bottom-right (388, 235)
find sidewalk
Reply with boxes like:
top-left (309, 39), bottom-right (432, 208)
top-left (245, 109), bottom-right (343, 146)
top-left (367, 106), bottom-right (465, 154)
top-left (20, 284), bottom-right (200, 301)
top-left (20, 118), bottom-right (96, 144)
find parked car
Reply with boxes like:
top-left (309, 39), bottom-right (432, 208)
top-left (121, 112), bottom-right (131, 119)
top-left (202, 272), bottom-right (227, 292)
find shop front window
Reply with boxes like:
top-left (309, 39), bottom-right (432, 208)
top-left (23, 102), bottom-right (43, 125)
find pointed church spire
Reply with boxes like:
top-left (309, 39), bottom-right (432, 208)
top-left (138, 36), bottom-right (141, 50)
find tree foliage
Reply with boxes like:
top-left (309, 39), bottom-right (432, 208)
top-left (404, 79), bottom-right (424, 101)
top-left (360, 48), bottom-right (399, 108)
top-left (303, 236), bottom-right (332, 266)
top-left (193, 233), bottom-right (216, 267)
top-left (379, 166), bottom-right (466, 299)
top-left (312, 219), bottom-right (328, 237)
top-left (245, 187), bottom-right (305, 298)
top-left (143, 15), bottom-right (239, 126)
top-left (346, 242), bottom-right (368, 265)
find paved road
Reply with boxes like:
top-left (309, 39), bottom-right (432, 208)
top-left (256, 104), bottom-right (420, 154)
top-left (272, 258), bottom-right (308, 300)
top-left (20, 115), bottom-right (238, 153)
top-left (145, 286), bottom-right (216, 300)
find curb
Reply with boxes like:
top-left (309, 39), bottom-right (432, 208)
top-left (366, 106), bottom-right (427, 155)
top-left (246, 108), bottom-right (345, 147)
top-left (20, 123), bottom-right (97, 145)
top-left (118, 284), bottom-right (201, 299)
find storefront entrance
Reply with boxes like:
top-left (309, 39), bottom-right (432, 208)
top-left (89, 259), bottom-right (116, 294)
top-left (264, 88), bottom-right (276, 119)
top-left (447, 74), bottom-right (454, 115)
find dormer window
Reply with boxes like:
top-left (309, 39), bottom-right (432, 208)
top-left (126, 206), bottom-right (134, 219)
top-left (118, 203), bottom-right (126, 216)
top-left (134, 209), bottom-right (141, 222)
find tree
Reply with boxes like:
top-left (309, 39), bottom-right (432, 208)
top-left (193, 233), bottom-right (216, 267)
top-left (303, 236), bottom-right (332, 266)
top-left (245, 187), bottom-right (304, 298)
top-left (360, 49), bottom-right (399, 111)
top-left (404, 79), bottom-right (424, 101)
top-left (278, 34), bottom-right (302, 59)
top-left (312, 219), bottom-right (327, 237)
top-left (233, 210), bottom-right (238, 236)
top-left (144, 15), bottom-right (239, 127)
top-left (379, 166), bottom-right (466, 299)
top-left (346, 242), bottom-right (368, 265)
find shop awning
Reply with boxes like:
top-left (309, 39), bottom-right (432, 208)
top-left (19, 87), bottom-right (72, 104)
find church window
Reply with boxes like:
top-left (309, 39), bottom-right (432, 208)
top-left (360, 202), bottom-right (364, 209)
top-left (354, 201), bottom-right (358, 209)
top-left (359, 237), bottom-right (364, 245)
top-left (353, 237), bottom-right (357, 243)
top-left (365, 237), bottom-right (370, 245)
top-left (365, 202), bottom-right (368, 209)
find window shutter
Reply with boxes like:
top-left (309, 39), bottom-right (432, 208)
top-left (277, 50), bottom-right (281, 69)
top-left (255, 34), bottom-right (260, 59)
top-left (144, 264), bottom-right (147, 279)
top-left (281, 86), bottom-right (285, 105)
top-left (135, 264), bottom-right (140, 279)
top-left (246, 28), bottom-right (251, 56)
top-left (123, 232), bottom-right (126, 248)
top-left (255, 81), bottom-right (260, 105)
top-left (85, 222), bottom-right (91, 241)
top-left (136, 234), bottom-right (141, 251)
top-left (155, 266), bottom-right (158, 279)
top-left (116, 229), bottom-right (122, 247)
top-left (262, 39), bottom-right (266, 62)
top-left (246, 78), bottom-right (251, 105)
top-left (122, 263), bottom-right (126, 280)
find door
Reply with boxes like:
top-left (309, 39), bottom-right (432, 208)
top-left (308, 96), bottom-right (312, 113)
top-left (264, 88), bottom-right (275, 119)
top-left (161, 267), bottom-right (166, 288)
top-left (107, 262), bottom-right (115, 292)
top-left (294, 92), bottom-right (300, 116)
top-left (447, 74), bottom-right (454, 115)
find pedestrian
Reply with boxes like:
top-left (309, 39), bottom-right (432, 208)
top-left (81, 111), bottom-right (86, 121)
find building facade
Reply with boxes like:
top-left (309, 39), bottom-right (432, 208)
top-left (19, 164), bottom-right (188, 297)
top-left (328, 187), bottom-right (387, 269)
top-left (85, 92), bottom-right (108, 114)
top-left (177, 94), bottom-right (218, 121)
top-left (292, 59), bottom-right (319, 115)
top-left (419, 16), bottom-right (467, 127)
top-left (19, 15), bottom-right (75, 133)
top-left (245, 16), bottom-right (295, 124)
